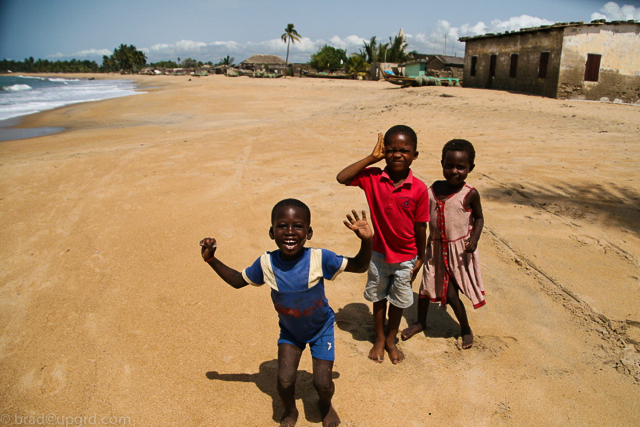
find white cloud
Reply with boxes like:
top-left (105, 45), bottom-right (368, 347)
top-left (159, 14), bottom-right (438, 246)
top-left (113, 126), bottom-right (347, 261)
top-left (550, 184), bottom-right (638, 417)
top-left (48, 48), bottom-right (112, 59)
top-left (591, 2), bottom-right (640, 21)
top-left (327, 35), bottom-right (367, 52)
top-left (486, 15), bottom-right (555, 33)
top-left (139, 37), bottom-right (322, 64)
top-left (409, 14), bottom-right (556, 58)
top-left (50, 4), bottom-right (637, 65)
top-left (75, 48), bottom-right (112, 58)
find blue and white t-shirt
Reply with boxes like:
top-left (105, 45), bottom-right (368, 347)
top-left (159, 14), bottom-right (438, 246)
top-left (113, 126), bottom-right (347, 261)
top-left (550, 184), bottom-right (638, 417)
top-left (242, 247), bottom-right (347, 343)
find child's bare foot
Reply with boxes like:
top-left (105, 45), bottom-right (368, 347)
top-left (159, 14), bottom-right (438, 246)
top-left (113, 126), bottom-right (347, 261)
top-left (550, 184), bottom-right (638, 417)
top-left (462, 329), bottom-right (474, 349)
top-left (280, 408), bottom-right (299, 427)
top-left (320, 403), bottom-right (340, 427)
top-left (368, 340), bottom-right (385, 363)
top-left (401, 324), bottom-right (424, 341)
top-left (386, 343), bottom-right (405, 364)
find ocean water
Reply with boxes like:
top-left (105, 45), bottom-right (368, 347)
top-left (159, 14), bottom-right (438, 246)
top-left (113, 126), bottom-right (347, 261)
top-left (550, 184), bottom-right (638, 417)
top-left (0, 75), bottom-right (142, 141)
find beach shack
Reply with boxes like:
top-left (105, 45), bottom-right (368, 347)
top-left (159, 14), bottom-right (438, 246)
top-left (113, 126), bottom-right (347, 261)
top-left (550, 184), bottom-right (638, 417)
top-left (239, 55), bottom-right (286, 74)
top-left (403, 60), bottom-right (428, 77)
top-left (459, 20), bottom-right (640, 103)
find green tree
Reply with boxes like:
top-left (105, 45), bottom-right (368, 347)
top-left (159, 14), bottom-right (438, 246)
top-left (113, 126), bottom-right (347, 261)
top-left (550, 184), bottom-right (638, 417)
top-left (216, 55), bottom-right (235, 66)
top-left (281, 23), bottom-right (301, 70)
top-left (149, 60), bottom-right (179, 68)
top-left (103, 44), bottom-right (147, 73)
top-left (359, 36), bottom-right (378, 63)
top-left (345, 54), bottom-right (369, 77)
top-left (386, 31), bottom-right (410, 63)
top-left (309, 45), bottom-right (348, 72)
top-left (377, 41), bottom-right (390, 63)
top-left (181, 57), bottom-right (199, 68)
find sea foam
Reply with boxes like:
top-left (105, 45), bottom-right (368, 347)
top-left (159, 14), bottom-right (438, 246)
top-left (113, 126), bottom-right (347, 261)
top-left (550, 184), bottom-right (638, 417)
top-left (0, 75), bottom-right (142, 122)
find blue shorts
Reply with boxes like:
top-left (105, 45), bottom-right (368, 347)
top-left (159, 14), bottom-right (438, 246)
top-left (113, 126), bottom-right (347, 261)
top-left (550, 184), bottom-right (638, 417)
top-left (364, 251), bottom-right (417, 309)
top-left (278, 322), bottom-right (335, 361)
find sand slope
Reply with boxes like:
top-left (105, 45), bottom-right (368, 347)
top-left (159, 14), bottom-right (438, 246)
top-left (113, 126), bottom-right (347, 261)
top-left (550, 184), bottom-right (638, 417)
top-left (1, 74), bottom-right (639, 426)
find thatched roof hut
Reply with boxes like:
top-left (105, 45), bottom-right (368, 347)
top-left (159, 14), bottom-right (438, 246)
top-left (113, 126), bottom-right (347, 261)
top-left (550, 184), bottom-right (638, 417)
top-left (241, 54), bottom-right (286, 65)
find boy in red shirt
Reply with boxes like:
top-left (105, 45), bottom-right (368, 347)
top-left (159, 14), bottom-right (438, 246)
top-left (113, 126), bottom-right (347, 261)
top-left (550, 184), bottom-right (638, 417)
top-left (337, 125), bottom-right (429, 364)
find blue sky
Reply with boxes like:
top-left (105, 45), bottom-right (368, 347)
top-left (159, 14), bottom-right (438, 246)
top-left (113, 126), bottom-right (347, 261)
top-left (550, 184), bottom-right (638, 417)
top-left (1, 1), bottom-right (638, 65)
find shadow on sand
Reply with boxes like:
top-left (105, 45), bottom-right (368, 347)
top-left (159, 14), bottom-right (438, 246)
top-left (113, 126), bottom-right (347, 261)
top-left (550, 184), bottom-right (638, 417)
top-left (206, 359), bottom-right (340, 424)
top-left (483, 181), bottom-right (640, 235)
top-left (335, 299), bottom-right (462, 342)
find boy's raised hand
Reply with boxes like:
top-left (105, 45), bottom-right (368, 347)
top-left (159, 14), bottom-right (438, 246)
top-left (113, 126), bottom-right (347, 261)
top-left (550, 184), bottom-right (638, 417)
top-left (343, 210), bottom-right (373, 241)
top-left (200, 237), bottom-right (218, 261)
top-left (371, 132), bottom-right (385, 161)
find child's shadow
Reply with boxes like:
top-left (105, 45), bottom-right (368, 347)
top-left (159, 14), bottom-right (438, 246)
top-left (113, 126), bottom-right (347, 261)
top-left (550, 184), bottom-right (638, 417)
top-left (206, 359), bottom-right (340, 424)
top-left (403, 292), bottom-right (461, 338)
top-left (335, 302), bottom-right (375, 343)
top-left (334, 297), bottom-right (461, 342)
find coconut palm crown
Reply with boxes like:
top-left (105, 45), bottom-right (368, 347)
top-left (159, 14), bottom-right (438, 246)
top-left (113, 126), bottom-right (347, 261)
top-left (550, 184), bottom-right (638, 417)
top-left (281, 23), bottom-right (302, 70)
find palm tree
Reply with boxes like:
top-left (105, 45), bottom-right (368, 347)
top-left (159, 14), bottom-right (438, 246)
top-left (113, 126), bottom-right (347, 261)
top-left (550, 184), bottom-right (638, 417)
top-left (387, 31), bottom-right (409, 63)
top-left (359, 36), bottom-right (378, 63)
top-left (218, 55), bottom-right (235, 66)
top-left (281, 23), bottom-right (301, 74)
top-left (345, 54), bottom-right (369, 78)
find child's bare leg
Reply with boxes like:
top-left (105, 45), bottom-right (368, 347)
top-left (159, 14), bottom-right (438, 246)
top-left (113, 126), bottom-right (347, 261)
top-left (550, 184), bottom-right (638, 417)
top-left (277, 343), bottom-right (303, 427)
top-left (446, 282), bottom-right (473, 349)
top-left (312, 358), bottom-right (340, 427)
top-left (401, 297), bottom-right (430, 340)
top-left (369, 300), bottom-right (387, 362)
top-left (385, 304), bottom-right (405, 364)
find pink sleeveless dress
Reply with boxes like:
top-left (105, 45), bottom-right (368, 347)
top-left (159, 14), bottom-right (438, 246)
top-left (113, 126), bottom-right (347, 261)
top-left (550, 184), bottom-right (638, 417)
top-left (419, 183), bottom-right (486, 309)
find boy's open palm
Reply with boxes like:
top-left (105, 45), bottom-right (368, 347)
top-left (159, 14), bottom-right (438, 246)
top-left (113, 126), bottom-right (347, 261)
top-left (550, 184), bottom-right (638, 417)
top-left (344, 210), bottom-right (373, 240)
top-left (371, 132), bottom-right (385, 161)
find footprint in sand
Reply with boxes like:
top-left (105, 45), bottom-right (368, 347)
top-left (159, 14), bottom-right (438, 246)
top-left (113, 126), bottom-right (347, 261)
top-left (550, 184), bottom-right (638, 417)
top-left (460, 335), bottom-right (517, 358)
top-left (19, 363), bottom-right (67, 396)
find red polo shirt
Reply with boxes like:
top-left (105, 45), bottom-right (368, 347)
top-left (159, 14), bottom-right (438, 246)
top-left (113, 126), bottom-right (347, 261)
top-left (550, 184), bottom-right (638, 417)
top-left (350, 167), bottom-right (430, 263)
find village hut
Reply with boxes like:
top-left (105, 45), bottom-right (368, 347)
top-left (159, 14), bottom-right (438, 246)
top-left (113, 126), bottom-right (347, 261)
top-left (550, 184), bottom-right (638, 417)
top-left (239, 55), bottom-right (286, 74)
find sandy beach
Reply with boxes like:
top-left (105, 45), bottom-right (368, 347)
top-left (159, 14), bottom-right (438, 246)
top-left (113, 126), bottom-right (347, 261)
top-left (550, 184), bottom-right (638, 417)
top-left (1, 73), bottom-right (639, 426)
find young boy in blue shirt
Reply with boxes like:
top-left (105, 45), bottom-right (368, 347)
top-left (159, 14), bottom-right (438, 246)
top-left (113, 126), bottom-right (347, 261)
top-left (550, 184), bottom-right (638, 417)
top-left (200, 198), bottom-right (372, 427)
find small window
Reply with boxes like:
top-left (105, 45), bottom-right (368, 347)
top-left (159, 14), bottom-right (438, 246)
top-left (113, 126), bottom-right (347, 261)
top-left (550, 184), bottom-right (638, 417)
top-left (538, 52), bottom-right (549, 78)
top-left (489, 54), bottom-right (497, 77)
top-left (584, 54), bottom-right (601, 82)
top-left (470, 56), bottom-right (477, 77)
top-left (509, 54), bottom-right (518, 78)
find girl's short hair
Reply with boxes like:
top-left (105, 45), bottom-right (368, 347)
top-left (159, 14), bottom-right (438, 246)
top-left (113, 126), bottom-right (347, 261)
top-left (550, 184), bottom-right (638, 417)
top-left (442, 139), bottom-right (475, 165)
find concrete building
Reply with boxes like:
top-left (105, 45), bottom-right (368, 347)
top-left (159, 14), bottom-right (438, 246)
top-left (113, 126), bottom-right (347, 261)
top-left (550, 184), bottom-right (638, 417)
top-left (459, 20), bottom-right (640, 103)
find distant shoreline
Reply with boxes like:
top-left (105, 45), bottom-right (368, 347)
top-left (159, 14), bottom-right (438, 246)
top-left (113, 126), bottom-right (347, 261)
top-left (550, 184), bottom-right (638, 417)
top-left (0, 73), bottom-right (152, 142)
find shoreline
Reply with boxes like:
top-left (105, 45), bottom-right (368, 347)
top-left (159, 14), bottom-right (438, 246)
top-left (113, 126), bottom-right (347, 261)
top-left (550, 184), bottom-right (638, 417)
top-left (0, 73), bottom-right (152, 141)
top-left (1, 73), bottom-right (639, 426)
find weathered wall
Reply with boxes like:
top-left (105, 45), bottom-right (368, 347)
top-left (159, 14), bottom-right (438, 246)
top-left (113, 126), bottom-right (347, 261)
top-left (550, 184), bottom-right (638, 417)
top-left (427, 59), bottom-right (464, 78)
top-left (462, 29), bottom-right (564, 97)
top-left (558, 24), bottom-right (640, 103)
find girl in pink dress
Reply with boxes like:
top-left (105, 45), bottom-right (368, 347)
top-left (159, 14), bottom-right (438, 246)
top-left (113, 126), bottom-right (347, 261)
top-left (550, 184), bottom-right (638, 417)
top-left (402, 139), bottom-right (485, 349)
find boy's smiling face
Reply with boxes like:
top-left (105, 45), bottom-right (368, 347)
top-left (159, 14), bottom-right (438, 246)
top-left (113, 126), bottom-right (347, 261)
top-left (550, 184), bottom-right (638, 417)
top-left (384, 133), bottom-right (418, 174)
top-left (269, 205), bottom-right (313, 260)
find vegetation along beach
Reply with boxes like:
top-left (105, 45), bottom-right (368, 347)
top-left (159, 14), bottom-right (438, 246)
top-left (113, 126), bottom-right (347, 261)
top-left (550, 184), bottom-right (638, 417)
top-left (0, 71), bottom-right (639, 426)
